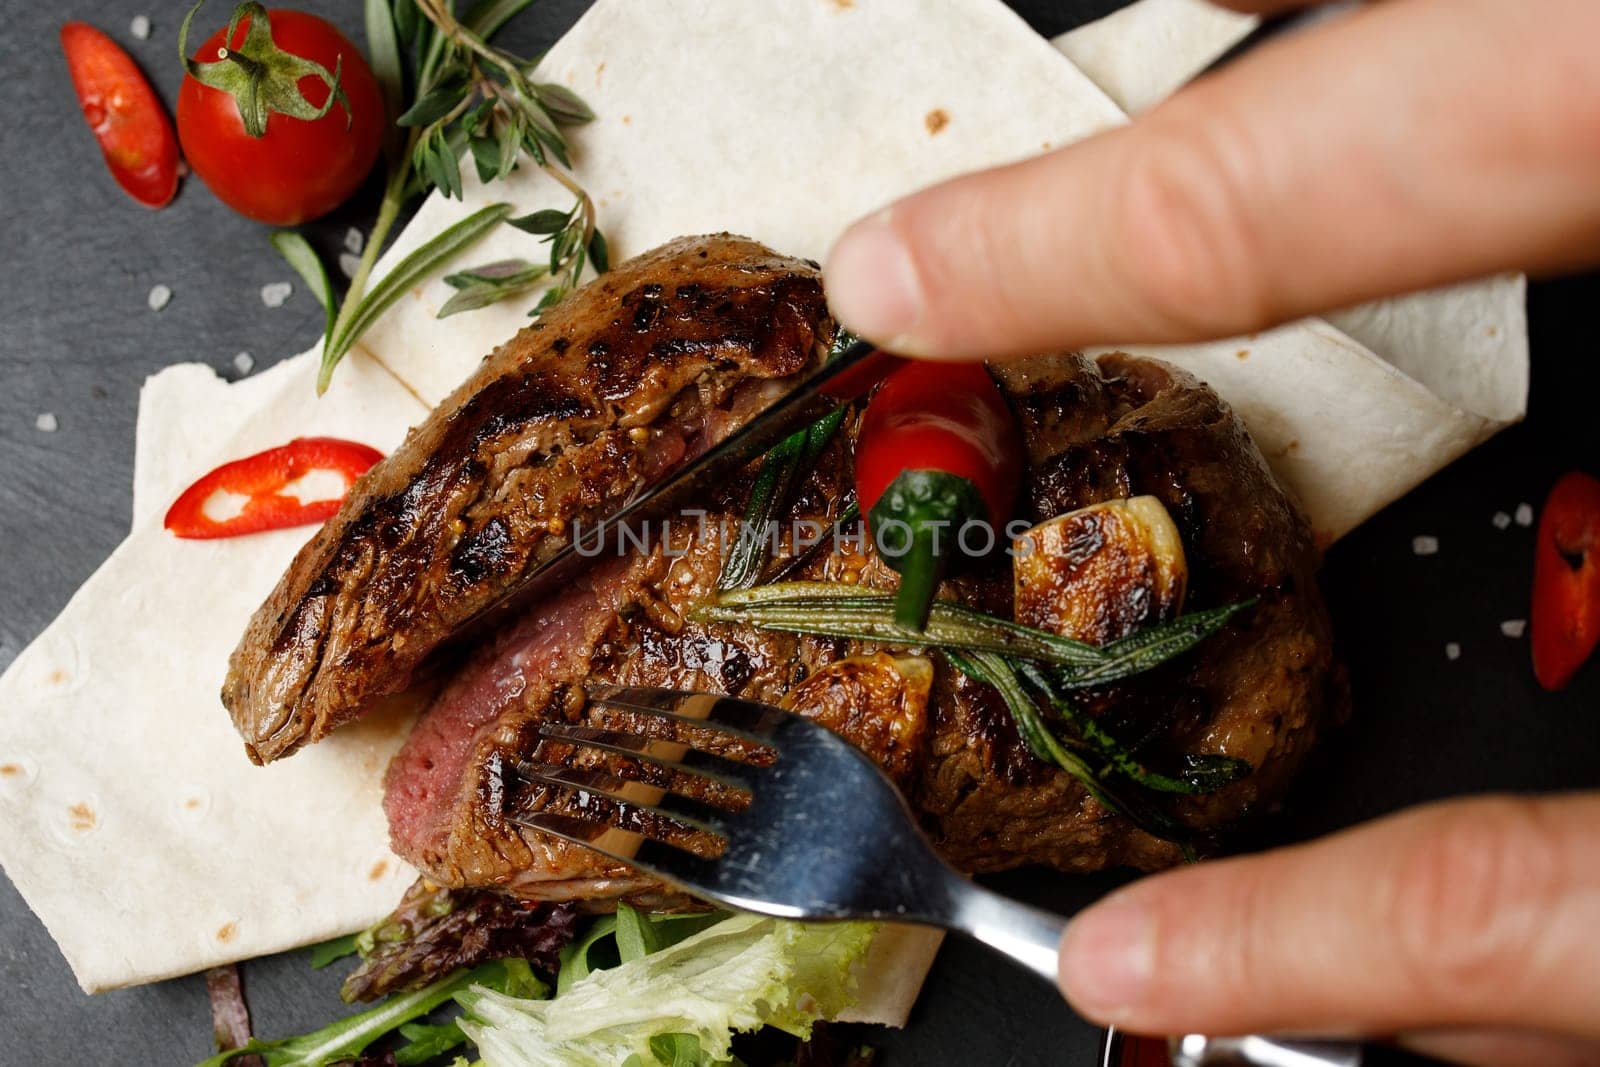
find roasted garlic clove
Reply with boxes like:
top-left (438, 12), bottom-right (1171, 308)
top-left (1013, 496), bottom-right (1187, 645)
top-left (782, 653), bottom-right (933, 788)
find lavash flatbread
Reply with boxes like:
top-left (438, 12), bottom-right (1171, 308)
top-left (3, 0), bottom-right (1526, 1012)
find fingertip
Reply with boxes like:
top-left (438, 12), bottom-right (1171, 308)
top-left (823, 209), bottom-right (937, 357)
top-left (1057, 892), bottom-right (1157, 1024)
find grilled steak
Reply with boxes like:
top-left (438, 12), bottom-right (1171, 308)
top-left (382, 348), bottom-right (1344, 896)
top-left (223, 235), bottom-right (830, 764)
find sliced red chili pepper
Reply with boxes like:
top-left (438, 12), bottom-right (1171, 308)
top-left (854, 360), bottom-right (1022, 630)
top-left (1531, 470), bottom-right (1600, 691)
top-left (61, 22), bottom-right (180, 208)
top-left (164, 437), bottom-right (383, 540)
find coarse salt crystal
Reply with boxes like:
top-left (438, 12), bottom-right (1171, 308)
top-left (1492, 511), bottom-right (1512, 530)
top-left (1411, 535), bottom-right (1439, 556)
top-left (1515, 503), bottom-right (1534, 527)
top-left (261, 282), bottom-right (292, 308)
top-left (35, 412), bottom-right (59, 433)
top-left (1445, 642), bottom-right (1461, 661)
top-left (130, 14), bottom-right (151, 39)
top-left (147, 284), bottom-right (172, 311)
top-left (1501, 619), bottom-right (1527, 639)
top-left (338, 253), bottom-right (362, 279)
top-left (344, 227), bottom-right (364, 254)
top-left (232, 351), bottom-right (255, 376)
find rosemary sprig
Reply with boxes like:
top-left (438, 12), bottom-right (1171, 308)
top-left (717, 409), bottom-right (848, 591)
top-left (695, 583), bottom-right (1109, 668)
top-left (1052, 600), bottom-right (1257, 689)
top-left (1013, 661), bottom-right (1251, 795)
top-left (715, 328), bottom-right (864, 590)
top-left (326, 202), bottom-right (514, 366)
top-left (946, 650), bottom-right (1191, 845)
top-left (945, 650), bottom-right (1106, 795)
top-left (696, 580), bottom-right (1253, 847)
top-left (270, 0), bottom-right (607, 393)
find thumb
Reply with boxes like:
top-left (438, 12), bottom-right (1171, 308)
top-left (823, 0), bottom-right (1600, 359)
top-left (1056, 794), bottom-right (1600, 1038)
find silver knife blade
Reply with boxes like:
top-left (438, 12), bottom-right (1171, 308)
top-left (451, 337), bottom-right (895, 640)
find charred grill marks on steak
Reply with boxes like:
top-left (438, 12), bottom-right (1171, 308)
top-left (225, 234), bottom-right (1343, 900)
top-left (223, 235), bottom-right (831, 764)
top-left (384, 347), bottom-right (1343, 897)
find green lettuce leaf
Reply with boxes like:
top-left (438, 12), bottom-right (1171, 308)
top-left (460, 914), bottom-right (876, 1067)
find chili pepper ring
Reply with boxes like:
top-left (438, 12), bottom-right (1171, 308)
top-left (854, 361), bottom-right (1022, 630)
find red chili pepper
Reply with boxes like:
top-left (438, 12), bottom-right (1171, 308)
top-left (164, 437), bottom-right (383, 540)
top-left (61, 22), bottom-right (180, 208)
top-left (1531, 470), bottom-right (1600, 691)
top-left (854, 360), bottom-right (1022, 630)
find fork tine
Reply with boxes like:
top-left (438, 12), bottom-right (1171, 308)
top-left (512, 761), bottom-right (627, 794)
top-left (537, 721), bottom-right (655, 755)
top-left (587, 685), bottom-right (789, 743)
top-left (513, 811), bottom-right (721, 888)
top-left (512, 760), bottom-right (737, 836)
top-left (536, 721), bottom-right (764, 790)
top-left (514, 757), bottom-right (733, 806)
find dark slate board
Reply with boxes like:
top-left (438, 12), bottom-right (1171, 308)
top-left (3, 2), bottom-right (1596, 1064)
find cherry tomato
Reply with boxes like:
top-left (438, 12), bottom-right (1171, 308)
top-left (177, 9), bottom-right (383, 224)
top-left (60, 22), bottom-right (180, 208)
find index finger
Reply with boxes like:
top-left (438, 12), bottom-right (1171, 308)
top-left (1057, 794), bottom-right (1600, 1038)
top-left (823, 0), bottom-right (1600, 360)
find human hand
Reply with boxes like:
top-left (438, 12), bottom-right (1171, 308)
top-left (1058, 794), bottom-right (1600, 1067)
top-left (823, 0), bottom-right (1600, 360)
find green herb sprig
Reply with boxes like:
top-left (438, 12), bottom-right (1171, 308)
top-left (716, 328), bottom-right (865, 591)
top-left (194, 957), bottom-right (543, 1066)
top-left (271, 0), bottom-right (609, 393)
top-left (716, 410), bottom-right (848, 592)
top-left (693, 583), bottom-right (1110, 668)
top-left (694, 580), bottom-right (1255, 847)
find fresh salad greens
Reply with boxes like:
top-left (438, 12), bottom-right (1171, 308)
top-left (200, 908), bottom-right (874, 1067)
top-left (464, 910), bottom-right (876, 1067)
top-left (196, 958), bottom-right (543, 1066)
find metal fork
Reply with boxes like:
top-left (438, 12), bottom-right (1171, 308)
top-left (509, 684), bottom-right (1069, 980)
top-left (510, 685), bottom-right (1450, 1067)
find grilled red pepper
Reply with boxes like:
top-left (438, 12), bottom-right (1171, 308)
top-left (1531, 470), bottom-right (1600, 691)
top-left (61, 22), bottom-right (180, 208)
top-left (164, 437), bottom-right (383, 539)
top-left (854, 361), bottom-right (1022, 629)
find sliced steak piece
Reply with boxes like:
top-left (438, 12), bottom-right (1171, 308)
top-left (384, 352), bottom-right (1346, 896)
top-left (223, 235), bottom-right (831, 764)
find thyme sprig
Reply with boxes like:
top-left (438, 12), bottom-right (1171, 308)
top-left (268, 0), bottom-right (608, 393)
